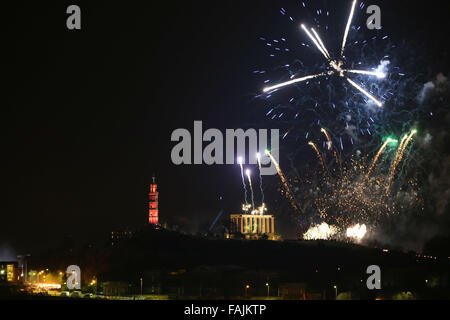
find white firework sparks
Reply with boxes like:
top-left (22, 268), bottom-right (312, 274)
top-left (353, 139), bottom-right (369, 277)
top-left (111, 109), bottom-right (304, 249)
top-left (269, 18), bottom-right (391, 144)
top-left (346, 224), bottom-right (367, 240)
top-left (263, 0), bottom-right (385, 108)
top-left (303, 222), bottom-right (339, 240)
top-left (263, 72), bottom-right (327, 92)
top-left (341, 0), bottom-right (358, 57)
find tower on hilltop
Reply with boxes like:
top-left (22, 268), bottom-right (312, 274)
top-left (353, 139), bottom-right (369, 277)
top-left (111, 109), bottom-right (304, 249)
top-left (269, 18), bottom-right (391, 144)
top-left (149, 175), bottom-right (159, 225)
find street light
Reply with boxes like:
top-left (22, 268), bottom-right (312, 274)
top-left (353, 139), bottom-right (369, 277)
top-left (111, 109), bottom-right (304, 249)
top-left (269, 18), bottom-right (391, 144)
top-left (37, 270), bottom-right (44, 283)
top-left (333, 285), bottom-right (338, 299)
top-left (266, 282), bottom-right (270, 297)
top-left (245, 284), bottom-right (250, 299)
top-left (140, 278), bottom-right (143, 297)
top-left (89, 277), bottom-right (98, 295)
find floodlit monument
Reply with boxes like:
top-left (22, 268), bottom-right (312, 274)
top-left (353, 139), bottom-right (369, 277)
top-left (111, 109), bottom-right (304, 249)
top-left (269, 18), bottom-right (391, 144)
top-left (229, 204), bottom-right (280, 240)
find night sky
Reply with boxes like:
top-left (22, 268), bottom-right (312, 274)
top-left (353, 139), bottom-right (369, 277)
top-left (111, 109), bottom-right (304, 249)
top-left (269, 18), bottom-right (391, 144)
top-left (3, 1), bottom-right (450, 254)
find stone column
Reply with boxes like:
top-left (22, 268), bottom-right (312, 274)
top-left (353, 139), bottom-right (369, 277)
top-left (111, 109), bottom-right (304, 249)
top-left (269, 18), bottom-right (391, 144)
top-left (256, 217), bottom-right (259, 234)
top-left (239, 217), bottom-right (242, 233)
top-left (271, 217), bottom-right (274, 234)
top-left (259, 217), bottom-right (262, 233)
top-left (259, 217), bottom-right (263, 233)
top-left (244, 217), bottom-right (247, 234)
top-left (260, 217), bottom-right (263, 233)
top-left (263, 217), bottom-right (267, 234)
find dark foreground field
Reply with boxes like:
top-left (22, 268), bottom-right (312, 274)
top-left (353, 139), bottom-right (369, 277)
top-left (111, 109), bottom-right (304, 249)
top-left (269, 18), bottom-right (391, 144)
top-left (26, 226), bottom-right (450, 299)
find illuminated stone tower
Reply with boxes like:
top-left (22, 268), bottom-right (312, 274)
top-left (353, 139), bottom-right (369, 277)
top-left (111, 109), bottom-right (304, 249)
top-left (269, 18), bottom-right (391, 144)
top-left (148, 175), bottom-right (159, 225)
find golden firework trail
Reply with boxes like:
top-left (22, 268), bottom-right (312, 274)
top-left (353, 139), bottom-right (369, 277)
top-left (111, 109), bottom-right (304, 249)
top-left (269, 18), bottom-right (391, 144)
top-left (321, 128), bottom-right (339, 164)
top-left (308, 141), bottom-right (326, 172)
top-left (386, 134), bottom-right (408, 191)
top-left (321, 128), bottom-right (332, 143)
top-left (265, 150), bottom-right (300, 212)
top-left (366, 138), bottom-right (392, 179)
top-left (394, 134), bottom-right (409, 164)
top-left (386, 130), bottom-right (417, 193)
top-left (397, 130), bottom-right (417, 164)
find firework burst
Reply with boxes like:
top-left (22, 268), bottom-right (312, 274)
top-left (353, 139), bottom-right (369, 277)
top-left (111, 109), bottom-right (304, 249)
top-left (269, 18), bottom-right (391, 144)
top-left (303, 131), bottom-right (422, 233)
top-left (251, 0), bottom-right (435, 245)
top-left (263, 0), bottom-right (384, 107)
